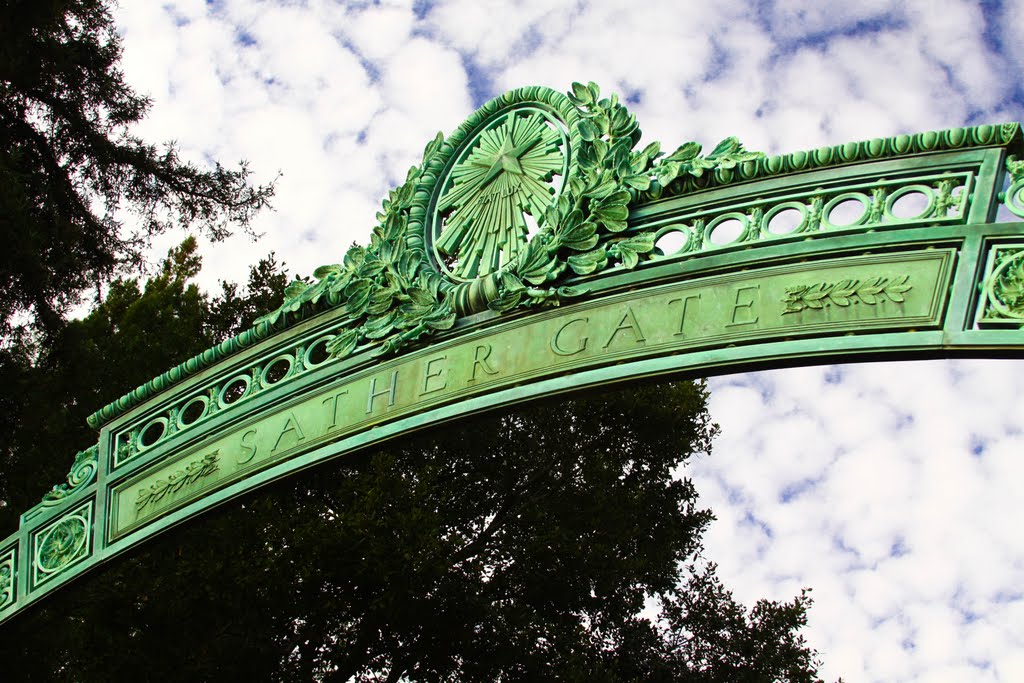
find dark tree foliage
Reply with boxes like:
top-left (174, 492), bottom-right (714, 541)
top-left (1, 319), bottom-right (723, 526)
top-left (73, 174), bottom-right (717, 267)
top-left (0, 238), bottom-right (289, 532)
top-left (0, 0), bottom-right (275, 338)
top-left (0, 4), bottom-right (829, 677)
top-left (210, 252), bottom-right (293, 339)
top-left (0, 379), bottom-right (826, 682)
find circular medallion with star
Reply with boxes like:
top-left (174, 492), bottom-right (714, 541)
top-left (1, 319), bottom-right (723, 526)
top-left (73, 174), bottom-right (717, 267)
top-left (413, 87), bottom-right (581, 283)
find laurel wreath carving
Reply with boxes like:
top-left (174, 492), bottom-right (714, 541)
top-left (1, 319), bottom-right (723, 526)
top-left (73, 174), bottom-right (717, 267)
top-left (135, 451), bottom-right (220, 513)
top-left (782, 275), bottom-right (912, 314)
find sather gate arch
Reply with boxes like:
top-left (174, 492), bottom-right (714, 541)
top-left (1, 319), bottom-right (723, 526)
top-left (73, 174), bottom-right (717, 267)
top-left (4, 83), bottom-right (1024, 623)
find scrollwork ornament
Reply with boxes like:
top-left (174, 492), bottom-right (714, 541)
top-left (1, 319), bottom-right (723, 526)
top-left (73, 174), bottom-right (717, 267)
top-left (0, 551), bottom-right (14, 609)
top-left (982, 248), bottom-right (1024, 322)
top-left (1002, 156), bottom-right (1024, 219)
top-left (40, 444), bottom-right (98, 506)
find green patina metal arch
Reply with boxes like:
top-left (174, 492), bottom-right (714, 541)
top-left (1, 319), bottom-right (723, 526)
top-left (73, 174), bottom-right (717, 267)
top-left (3, 82), bottom-right (1024, 623)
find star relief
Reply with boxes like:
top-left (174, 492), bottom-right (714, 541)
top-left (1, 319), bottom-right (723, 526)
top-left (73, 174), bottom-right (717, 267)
top-left (478, 135), bottom-right (530, 182)
top-left (434, 109), bottom-right (566, 280)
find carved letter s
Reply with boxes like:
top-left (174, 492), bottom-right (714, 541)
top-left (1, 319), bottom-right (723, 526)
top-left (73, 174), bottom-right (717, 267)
top-left (237, 429), bottom-right (258, 465)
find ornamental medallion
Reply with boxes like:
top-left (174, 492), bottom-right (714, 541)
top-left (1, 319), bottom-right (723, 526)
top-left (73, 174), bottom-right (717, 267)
top-left (34, 509), bottom-right (89, 580)
top-left (422, 90), bottom-right (578, 282)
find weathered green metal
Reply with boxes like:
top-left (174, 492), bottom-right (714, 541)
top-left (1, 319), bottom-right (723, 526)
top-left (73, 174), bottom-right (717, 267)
top-left (3, 82), bottom-right (1024, 624)
top-left (433, 104), bottom-right (568, 279)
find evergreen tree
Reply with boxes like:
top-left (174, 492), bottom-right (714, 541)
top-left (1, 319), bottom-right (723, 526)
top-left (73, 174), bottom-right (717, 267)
top-left (0, 0), bottom-right (274, 340)
top-left (0, 238), bottom-right (289, 532)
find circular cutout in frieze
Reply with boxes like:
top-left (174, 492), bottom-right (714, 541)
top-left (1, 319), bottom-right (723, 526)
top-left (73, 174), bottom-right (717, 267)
top-left (219, 376), bottom-right (250, 406)
top-left (823, 194), bottom-right (869, 228)
top-left (764, 203), bottom-right (808, 235)
top-left (886, 185), bottom-right (935, 220)
top-left (179, 396), bottom-right (208, 427)
top-left (262, 355), bottom-right (293, 386)
top-left (138, 417), bottom-right (168, 449)
top-left (304, 336), bottom-right (334, 367)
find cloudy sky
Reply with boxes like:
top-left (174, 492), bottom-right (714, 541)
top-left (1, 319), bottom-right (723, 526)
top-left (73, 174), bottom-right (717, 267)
top-left (112, 1), bottom-right (1024, 680)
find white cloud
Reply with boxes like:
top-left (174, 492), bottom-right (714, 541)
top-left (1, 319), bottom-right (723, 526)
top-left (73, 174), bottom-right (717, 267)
top-left (767, 0), bottom-right (902, 40)
top-left (342, 4), bottom-right (415, 62)
top-left (701, 359), bottom-right (1024, 682)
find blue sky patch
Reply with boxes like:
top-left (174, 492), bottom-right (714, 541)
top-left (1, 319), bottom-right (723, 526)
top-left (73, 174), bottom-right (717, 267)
top-left (779, 476), bottom-right (820, 503)
top-left (412, 0), bottom-right (434, 20)
top-left (460, 52), bottom-right (495, 109)
top-left (235, 30), bottom-right (257, 47)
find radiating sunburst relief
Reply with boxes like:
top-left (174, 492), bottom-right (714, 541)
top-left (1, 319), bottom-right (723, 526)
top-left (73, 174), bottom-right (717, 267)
top-left (434, 108), bottom-right (567, 280)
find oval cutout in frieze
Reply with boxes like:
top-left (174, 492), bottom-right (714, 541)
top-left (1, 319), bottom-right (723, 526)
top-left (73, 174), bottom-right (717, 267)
top-left (178, 397), bottom-right (208, 427)
top-left (262, 356), bottom-right (293, 386)
top-left (219, 377), bottom-right (250, 406)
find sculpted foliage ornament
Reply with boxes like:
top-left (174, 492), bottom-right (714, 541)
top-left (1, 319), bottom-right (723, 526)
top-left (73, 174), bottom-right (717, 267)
top-left (37, 519), bottom-right (86, 571)
top-left (40, 445), bottom-right (98, 506)
top-left (991, 254), bottom-right (1024, 318)
top-left (254, 132), bottom-right (456, 360)
top-left (34, 507), bottom-right (91, 580)
top-left (980, 247), bottom-right (1024, 324)
top-left (0, 552), bottom-right (13, 609)
top-left (782, 276), bottom-right (912, 314)
top-left (256, 83), bottom-right (766, 359)
top-left (1002, 155), bottom-right (1024, 218)
top-left (135, 452), bottom-right (220, 513)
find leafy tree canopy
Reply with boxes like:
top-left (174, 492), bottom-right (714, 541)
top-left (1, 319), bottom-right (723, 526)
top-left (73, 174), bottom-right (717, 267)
top-left (0, 357), bottom-right (828, 680)
top-left (0, 237), bottom-right (289, 532)
top-left (0, 0), bottom-right (275, 340)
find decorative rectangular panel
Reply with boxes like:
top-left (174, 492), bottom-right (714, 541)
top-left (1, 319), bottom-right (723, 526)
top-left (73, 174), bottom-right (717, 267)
top-left (0, 545), bottom-right (15, 610)
top-left (976, 244), bottom-right (1024, 327)
top-left (108, 248), bottom-right (955, 542)
top-left (30, 501), bottom-right (93, 589)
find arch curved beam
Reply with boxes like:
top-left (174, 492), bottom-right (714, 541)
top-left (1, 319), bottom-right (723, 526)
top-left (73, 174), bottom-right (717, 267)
top-left (4, 83), bottom-right (1024, 623)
